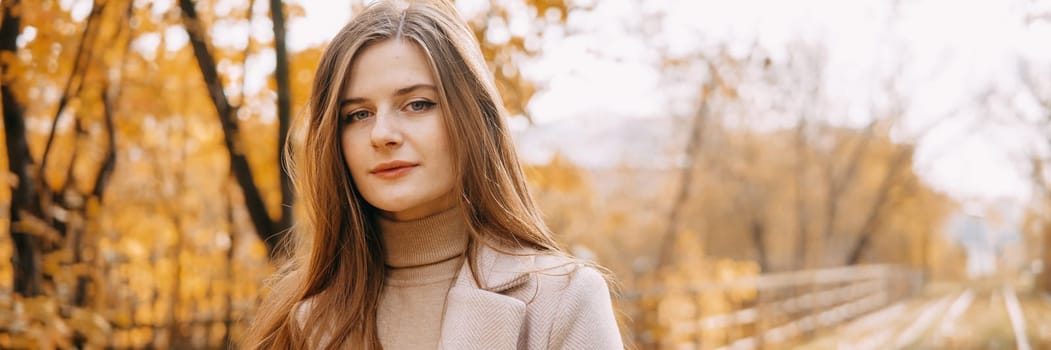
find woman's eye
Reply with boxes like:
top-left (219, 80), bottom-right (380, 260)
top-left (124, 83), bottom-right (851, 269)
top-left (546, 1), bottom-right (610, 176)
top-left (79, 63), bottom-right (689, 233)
top-left (343, 110), bottom-right (371, 123)
top-left (407, 100), bottom-right (436, 112)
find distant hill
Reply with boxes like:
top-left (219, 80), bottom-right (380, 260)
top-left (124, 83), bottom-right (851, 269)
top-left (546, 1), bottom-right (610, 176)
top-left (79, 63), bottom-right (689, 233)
top-left (512, 115), bottom-right (688, 170)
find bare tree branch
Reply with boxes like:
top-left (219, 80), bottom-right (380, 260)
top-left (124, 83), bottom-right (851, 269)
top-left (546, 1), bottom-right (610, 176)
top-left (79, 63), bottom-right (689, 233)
top-left (270, 0), bottom-right (294, 233)
top-left (234, 0), bottom-right (257, 108)
top-left (793, 119), bottom-right (810, 269)
top-left (844, 146), bottom-right (912, 264)
top-left (94, 0), bottom-right (134, 203)
top-left (655, 62), bottom-right (719, 270)
top-left (821, 121), bottom-right (877, 243)
top-left (179, 0), bottom-right (285, 257)
top-left (39, 0), bottom-right (105, 187)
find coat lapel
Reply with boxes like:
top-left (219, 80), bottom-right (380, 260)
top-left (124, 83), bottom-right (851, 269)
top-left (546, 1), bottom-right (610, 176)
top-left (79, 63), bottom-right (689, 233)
top-left (439, 245), bottom-right (535, 349)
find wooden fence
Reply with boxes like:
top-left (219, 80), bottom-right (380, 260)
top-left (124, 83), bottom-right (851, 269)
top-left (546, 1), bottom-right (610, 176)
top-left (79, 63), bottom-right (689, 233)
top-left (622, 264), bottom-right (922, 349)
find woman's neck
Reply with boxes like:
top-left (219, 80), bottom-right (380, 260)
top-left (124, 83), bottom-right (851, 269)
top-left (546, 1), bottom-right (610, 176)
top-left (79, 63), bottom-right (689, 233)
top-left (377, 205), bottom-right (468, 268)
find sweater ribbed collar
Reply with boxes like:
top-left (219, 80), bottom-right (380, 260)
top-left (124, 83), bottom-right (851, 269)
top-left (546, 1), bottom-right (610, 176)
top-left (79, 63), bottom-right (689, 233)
top-left (377, 205), bottom-right (468, 269)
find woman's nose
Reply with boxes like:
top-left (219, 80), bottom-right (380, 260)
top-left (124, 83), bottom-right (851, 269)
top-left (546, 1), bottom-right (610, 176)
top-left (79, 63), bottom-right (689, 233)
top-left (370, 110), bottom-right (403, 149)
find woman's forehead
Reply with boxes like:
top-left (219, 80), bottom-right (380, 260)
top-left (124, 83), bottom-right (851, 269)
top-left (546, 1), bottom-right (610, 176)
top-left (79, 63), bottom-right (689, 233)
top-left (342, 39), bottom-right (438, 99)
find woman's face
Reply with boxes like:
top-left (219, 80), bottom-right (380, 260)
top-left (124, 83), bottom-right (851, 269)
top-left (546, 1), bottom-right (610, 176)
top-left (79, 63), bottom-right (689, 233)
top-left (340, 39), bottom-right (457, 221)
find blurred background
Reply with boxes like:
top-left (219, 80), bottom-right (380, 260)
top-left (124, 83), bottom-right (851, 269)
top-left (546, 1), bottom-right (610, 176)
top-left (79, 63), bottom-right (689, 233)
top-left (2, 0), bottom-right (1051, 348)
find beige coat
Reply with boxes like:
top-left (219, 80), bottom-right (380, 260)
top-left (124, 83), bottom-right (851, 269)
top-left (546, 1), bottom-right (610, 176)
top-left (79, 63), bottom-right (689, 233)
top-left (439, 245), bottom-right (624, 350)
top-left (297, 245), bottom-right (624, 349)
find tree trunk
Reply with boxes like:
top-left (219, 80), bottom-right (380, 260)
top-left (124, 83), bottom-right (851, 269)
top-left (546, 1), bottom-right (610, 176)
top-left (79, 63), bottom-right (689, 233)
top-left (793, 119), bottom-right (809, 269)
top-left (179, 0), bottom-right (287, 257)
top-left (1043, 223), bottom-right (1051, 293)
top-left (655, 84), bottom-right (710, 270)
top-left (269, 0), bottom-right (294, 233)
top-left (821, 122), bottom-right (876, 244)
top-left (222, 179), bottom-right (238, 347)
top-left (2, 0), bottom-right (45, 297)
top-left (844, 147), bottom-right (911, 265)
top-left (39, 0), bottom-right (103, 186)
top-left (751, 218), bottom-right (769, 272)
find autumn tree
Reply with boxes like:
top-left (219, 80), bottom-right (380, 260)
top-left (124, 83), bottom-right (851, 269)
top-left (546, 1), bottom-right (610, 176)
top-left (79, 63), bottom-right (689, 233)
top-left (177, 0), bottom-right (296, 257)
top-left (0, 0), bottom-right (281, 346)
top-left (1, 0), bottom-right (136, 346)
top-left (2, 0), bottom-right (44, 298)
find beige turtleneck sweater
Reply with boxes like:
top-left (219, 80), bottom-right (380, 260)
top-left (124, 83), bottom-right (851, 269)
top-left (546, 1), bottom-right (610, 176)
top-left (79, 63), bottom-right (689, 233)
top-left (376, 205), bottom-right (468, 350)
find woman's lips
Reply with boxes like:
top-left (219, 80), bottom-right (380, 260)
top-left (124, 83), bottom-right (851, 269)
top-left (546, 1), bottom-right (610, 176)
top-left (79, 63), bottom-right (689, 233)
top-left (371, 165), bottom-right (417, 179)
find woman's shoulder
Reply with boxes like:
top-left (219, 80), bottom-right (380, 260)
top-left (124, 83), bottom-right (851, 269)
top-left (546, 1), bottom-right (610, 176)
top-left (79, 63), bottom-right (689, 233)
top-left (476, 243), bottom-right (612, 303)
top-left (475, 243), bottom-right (609, 293)
top-left (531, 253), bottom-right (609, 291)
top-left (483, 246), bottom-right (623, 348)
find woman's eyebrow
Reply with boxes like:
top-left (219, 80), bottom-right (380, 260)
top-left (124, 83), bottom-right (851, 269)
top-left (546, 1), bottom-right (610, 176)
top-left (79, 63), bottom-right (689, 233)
top-left (339, 97), bottom-right (365, 109)
top-left (394, 84), bottom-right (437, 96)
top-left (339, 84), bottom-right (437, 109)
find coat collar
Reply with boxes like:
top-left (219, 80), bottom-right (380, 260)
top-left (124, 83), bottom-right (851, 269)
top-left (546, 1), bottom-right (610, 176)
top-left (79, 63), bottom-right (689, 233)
top-left (457, 243), bottom-right (535, 292)
top-left (439, 243), bottom-right (535, 349)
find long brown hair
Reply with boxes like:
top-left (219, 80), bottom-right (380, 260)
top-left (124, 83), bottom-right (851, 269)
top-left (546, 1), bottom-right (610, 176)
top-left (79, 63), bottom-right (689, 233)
top-left (241, 0), bottom-right (563, 348)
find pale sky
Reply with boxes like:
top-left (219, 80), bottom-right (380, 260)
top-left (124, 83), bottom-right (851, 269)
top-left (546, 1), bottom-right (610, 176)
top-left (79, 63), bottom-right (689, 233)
top-left (286, 0), bottom-right (1051, 203)
top-left (283, 0), bottom-right (1051, 203)
top-left (52, 0), bottom-right (1051, 203)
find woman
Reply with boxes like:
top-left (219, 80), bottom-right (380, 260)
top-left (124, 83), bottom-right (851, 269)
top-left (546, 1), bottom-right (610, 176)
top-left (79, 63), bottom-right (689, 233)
top-left (242, 0), bottom-right (623, 349)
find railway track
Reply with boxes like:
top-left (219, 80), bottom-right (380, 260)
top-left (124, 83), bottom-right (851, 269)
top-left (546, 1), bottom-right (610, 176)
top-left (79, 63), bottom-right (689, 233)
top-left (797, 282), bottom-right (1051, 349)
